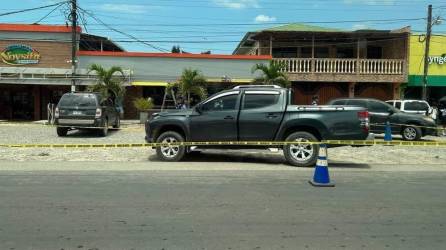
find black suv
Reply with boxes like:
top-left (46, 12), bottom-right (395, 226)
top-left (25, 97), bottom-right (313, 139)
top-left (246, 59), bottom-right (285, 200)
top-left (328, 98), bottom-right (437, 141)
top-left (55, 92), bottom-right (120, 137)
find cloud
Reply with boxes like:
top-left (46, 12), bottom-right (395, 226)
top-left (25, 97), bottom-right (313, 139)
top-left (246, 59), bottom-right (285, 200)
top-left (352, 24), bottom-right (370, 30)
top-left (343, 0), bottom-right (395, 5)
top-left (99, 4), bottom-right (151, 14)
top-left (214, 0), bottom-right (260, 9)
top-left (254, 15), bottom-right (277, 23)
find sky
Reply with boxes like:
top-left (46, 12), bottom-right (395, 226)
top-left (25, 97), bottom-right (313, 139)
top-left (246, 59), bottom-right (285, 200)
top-left (1, 0), bottom-right (445, 54)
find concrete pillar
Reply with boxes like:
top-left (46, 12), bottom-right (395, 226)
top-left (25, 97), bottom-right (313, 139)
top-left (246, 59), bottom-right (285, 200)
top-left (33, 85), bottom-right (41, 120)
top-left (349, 82), bottom-right (356, 98)
top-left (393, 82), bottom-right (401, 99)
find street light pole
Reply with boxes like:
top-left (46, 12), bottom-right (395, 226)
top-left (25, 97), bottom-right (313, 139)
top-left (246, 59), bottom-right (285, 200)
top-left (422, 4), bottom-right (432, 101)
top-left (70, 0), bottom-right (78, 92)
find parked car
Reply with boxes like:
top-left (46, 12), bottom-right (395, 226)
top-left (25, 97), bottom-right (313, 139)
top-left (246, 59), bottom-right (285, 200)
top-left (328, 98), bottom-right (437, 141)
top-left (55, 92), bottom-right (120, 137)
top-left (145, 85), bottom-right (371, 167)
top-left (385, 99), bottom-right (432, 116)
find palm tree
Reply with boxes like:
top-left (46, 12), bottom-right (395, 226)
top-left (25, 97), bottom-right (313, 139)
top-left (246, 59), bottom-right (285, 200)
top-left (87, 64), bottom-right (126, 102)
top-left (168, 68), bottom-right (207, 107)
top-left (251, 61), bottom-right (290, 88)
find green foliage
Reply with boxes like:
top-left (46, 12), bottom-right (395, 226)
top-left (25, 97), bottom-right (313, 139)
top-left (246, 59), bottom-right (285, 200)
top-left (87, 64), bottom-right (126, 102)
top-left (168, 68), bottom-right (208, 107)
top-left (133, 97), bottom-right (154, 111)
top-left (251, 61), bottom-right (291, 88)
top-left (171, 45), bottom-right (181, 53)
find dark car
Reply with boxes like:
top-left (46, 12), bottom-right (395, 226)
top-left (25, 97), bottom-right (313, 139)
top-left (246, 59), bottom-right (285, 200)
top-left (327, 98), bottom-right (437, 141)
top-left (54, 92), bottom-right (120, 137)
top-left (145, 86), bottom-right (371, 167)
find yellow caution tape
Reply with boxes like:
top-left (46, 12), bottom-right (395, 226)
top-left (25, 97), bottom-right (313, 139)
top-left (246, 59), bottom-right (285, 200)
top-left (1, 140), bottom-right (446, 148)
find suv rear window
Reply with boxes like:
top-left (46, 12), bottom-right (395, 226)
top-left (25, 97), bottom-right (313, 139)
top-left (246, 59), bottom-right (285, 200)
top-left (59, 94), bottom-right (98, 107)
top-left (405, 101), bottom-right (428, 111)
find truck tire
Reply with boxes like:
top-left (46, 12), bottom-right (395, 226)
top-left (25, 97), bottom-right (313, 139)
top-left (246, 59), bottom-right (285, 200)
top-left (56, 127), bottom-right (68, 137)
top-left (113, 116), bottom-right (120, 128)
top-left (283, 131), bottom-right (320, 167)
top-left (155, 131), bottom-right (186, 162)
top-left (401, 125), bottom-right (421, 141)
top-left (99, 118), bottom-right (108, 137)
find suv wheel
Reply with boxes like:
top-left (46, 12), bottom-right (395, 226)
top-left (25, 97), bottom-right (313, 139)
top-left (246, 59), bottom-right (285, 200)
top-left (283, 131), bottom-right (320, 167)
top-left (99, 118), bottom-right (108, 137)
top-left (56, 127), bottom-right (68, 137)
top-left (113, 116), bottom-right (120, 128)
top-left (155, 131), bottom-right (186, 162)
top-left (401, 126), bottom-right (421, 141)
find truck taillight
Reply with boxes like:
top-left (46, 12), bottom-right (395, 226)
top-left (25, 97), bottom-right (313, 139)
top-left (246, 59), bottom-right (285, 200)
top-left (55, 107), bottom-right (59, 118)
top-left (95, 108), bottom-right (102, 118)
top-left (357, 111), bottom-right (369, 133)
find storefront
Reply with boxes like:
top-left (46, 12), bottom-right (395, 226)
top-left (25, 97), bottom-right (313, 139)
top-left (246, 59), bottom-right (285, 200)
top-left (405, 34), bottom-right (446, 102)
top-left (0, 23), bottom-right (269, 120)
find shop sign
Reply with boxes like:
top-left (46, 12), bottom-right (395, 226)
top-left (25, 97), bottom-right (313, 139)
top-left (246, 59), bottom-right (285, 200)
top-left (428, 54), bottom-right (446, 65)
top-left (1, 44), bottom-right (41, 66)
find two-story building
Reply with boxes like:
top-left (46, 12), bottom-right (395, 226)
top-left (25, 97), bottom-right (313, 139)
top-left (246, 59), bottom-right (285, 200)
top-left (234, 24), bottom-right (410, 104)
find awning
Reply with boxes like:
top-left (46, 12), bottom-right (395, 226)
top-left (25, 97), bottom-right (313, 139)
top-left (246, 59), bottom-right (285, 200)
top-left (131, 79), bottom-right (253, 87)
top-left (131, 81), bottom-right (168, 87)
top-left (408, 75), bottom-right (446, 87)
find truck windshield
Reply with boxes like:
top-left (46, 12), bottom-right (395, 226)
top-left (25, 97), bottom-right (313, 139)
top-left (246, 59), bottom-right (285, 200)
top-left (59, 94), bottom-right (97, 107)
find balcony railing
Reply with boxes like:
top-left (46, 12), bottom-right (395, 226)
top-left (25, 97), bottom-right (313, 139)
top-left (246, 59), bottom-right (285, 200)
top-left (274, 58), bottom-right (405, 75)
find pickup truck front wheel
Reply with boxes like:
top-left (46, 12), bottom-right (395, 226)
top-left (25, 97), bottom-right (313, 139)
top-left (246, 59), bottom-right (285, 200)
top-left (283, 131), bottom-right (320, 167)
top-left (156, 131), bottom-right (186, 162)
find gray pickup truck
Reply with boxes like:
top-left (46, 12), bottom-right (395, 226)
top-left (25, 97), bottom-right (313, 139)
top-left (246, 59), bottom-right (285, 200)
top-left (145, 85), bottom-right (370, 167)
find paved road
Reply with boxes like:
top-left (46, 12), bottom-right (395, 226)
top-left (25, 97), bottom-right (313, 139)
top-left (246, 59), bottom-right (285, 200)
top-left (1, 161), bottom-right (445, 250)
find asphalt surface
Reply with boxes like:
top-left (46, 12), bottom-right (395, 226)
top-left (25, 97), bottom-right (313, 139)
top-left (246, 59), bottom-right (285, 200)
top-left (1, 161), bottom-right (445, 250)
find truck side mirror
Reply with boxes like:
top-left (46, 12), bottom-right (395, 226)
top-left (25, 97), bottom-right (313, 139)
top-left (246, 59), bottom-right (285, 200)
top-left (194, 104), bottom-right (202, 114)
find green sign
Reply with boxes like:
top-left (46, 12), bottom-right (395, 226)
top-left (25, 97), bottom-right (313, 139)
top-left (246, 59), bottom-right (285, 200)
top-left (1, 44), bottom-right (40, 66)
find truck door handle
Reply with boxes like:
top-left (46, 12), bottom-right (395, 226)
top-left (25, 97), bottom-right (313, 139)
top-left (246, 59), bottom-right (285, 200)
top-left (266, 113), bottom-right (278, 118)
top-left (224, 116), bottom-right (234, 120)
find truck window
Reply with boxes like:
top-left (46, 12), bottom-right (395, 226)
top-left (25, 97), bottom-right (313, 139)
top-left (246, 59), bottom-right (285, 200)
top-left (395, 101), bottom-right (401, 109)
top-left (405, 101), bottom-right (427, 111)
top-left (243, 93), bottom-right (280, 110)
top-left (201, 94), bottom-right (238, 112)
top-left (346, 100), bottom-right (367, 108)
top-left (368, 101), bottom-right (391, 113)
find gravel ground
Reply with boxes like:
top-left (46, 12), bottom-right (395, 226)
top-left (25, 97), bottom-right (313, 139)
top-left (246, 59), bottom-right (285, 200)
top-left (1, 123), bottom-right (446, 165)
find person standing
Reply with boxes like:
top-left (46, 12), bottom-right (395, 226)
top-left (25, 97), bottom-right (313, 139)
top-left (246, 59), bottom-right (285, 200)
top-left (311, 95), bottom-right (319, 106)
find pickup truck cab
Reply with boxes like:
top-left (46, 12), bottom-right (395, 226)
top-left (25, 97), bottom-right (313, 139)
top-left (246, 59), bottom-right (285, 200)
top-left (145, 86), bottom-right (370, 167)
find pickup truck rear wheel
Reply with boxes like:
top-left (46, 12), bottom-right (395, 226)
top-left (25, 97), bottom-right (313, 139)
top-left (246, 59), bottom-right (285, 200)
top-left (156, 131), bottom-right (186, 162)
top-left (56, 127), bottom-right (68, 137)
top-left (283, 131), bottom-right (319, 167)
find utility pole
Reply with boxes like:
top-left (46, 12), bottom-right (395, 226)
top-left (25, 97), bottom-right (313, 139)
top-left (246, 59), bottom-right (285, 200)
top-left (70, 0), bottom-right (77, 92)
top-left (422, 4), bottom-right (432, 101)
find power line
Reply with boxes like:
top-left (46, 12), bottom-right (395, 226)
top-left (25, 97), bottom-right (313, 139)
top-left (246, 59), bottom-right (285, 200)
top-left (76, 6), bottom-right (169, 52)
top-left (34, 2), bottom-right (66, 24)
top-left (0, 1), bottom-right (68, 17)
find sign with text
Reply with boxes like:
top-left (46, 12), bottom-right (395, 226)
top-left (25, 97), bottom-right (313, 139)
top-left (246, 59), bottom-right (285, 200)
top-left (1, 44), bottom-right (41, 66)
top-left (428, 54), bottom-right (446, 65)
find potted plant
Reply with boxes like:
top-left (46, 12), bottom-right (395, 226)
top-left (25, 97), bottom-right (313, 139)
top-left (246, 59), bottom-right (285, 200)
top-left (133, 97), bottom-right (154, 123)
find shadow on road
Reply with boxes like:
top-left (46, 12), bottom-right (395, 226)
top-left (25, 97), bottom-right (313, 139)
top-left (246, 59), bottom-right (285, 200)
top-left (149, 150), bottom-right (371, 169)
top-left (65, 129), bottom-right (119, 138)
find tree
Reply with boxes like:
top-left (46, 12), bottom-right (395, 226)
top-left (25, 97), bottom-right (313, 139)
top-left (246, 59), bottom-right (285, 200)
top-left (251, 61), bottom-right (290, 87)
top-left (171, 45), bottom-right (181, 53)
top-left (167, 68), bottom-right (207, 108)
top-left (87, 64), bottom-right (126, 102)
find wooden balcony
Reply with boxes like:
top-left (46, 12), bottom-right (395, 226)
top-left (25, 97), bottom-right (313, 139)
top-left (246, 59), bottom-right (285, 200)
top-left (273, 58), bottom-right (407, 83)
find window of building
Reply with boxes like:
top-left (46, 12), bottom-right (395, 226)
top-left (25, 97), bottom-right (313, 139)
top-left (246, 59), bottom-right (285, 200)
top-left (315, 47), bottom-right (329, 58)
top-left (272, 47), bottom-right (298, 58)
top-left (300, 47), bottom-right (312, 58)
top-left (367, 46), bottom-right (383, 59)
top-left (337, 47), bottom-right (354, 58)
